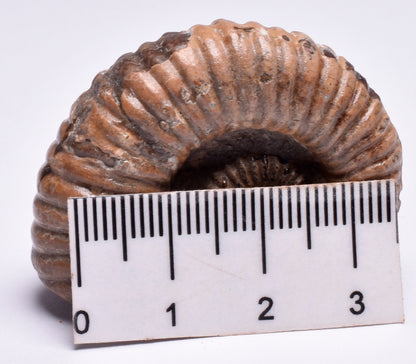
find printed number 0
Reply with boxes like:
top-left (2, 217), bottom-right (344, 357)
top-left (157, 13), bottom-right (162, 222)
top-left (349, 291), bottom-right (365, 315)
top-left (258, 297), bottom-right (275, 320)
top-left (74, 310), bottom-right (89, 334)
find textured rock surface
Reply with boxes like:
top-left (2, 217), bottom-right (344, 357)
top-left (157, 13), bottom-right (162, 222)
top-left (32, 19), bottom-right (402, 302)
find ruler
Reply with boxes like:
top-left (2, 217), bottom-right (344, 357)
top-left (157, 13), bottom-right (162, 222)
top-left (68, 180), bottom-right (404, 345)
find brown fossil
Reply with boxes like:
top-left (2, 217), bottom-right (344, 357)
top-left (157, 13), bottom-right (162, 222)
top-left (32, 20), bottom-right (402, 302)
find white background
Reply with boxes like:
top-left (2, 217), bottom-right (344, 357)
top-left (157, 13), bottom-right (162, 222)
top-left (1, 0), bottom-right (415, 363)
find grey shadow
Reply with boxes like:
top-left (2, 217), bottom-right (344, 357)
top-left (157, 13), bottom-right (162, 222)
top-left (35, 286), bottom-right (72, 323)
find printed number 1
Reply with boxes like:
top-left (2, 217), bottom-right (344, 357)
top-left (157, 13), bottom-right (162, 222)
top-left (166, 303), bottom-right (176, 326)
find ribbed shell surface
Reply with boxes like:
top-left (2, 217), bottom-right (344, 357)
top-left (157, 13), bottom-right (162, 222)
top-left (32, 20), bottom-right (402, 302)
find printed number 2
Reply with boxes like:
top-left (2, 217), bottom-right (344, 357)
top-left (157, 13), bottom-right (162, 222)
top-left (349, 291), bottom-right (365, 315)
top-left (166, 303), bottom-right (176, 326)
top-left (258, 297), bottom-right (275, 320)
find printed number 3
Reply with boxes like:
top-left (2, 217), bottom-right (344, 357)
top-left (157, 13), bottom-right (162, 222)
top-left (349, 291), bottom-right (365, 315)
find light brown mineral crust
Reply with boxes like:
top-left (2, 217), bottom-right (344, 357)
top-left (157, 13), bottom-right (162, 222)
top-left (32, 19), bottom-right (402, 302)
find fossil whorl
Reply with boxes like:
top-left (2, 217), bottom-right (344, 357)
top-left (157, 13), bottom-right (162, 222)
top-left (32, 19), bottom-right (402, 302)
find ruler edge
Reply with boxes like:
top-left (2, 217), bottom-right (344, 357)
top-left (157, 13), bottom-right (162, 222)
top-left (67, 178), bottom-right (398, 203)
top-left (73, 319), bottom-right (406, 346)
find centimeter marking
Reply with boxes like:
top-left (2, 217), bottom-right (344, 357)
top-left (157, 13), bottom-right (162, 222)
top-left (70, 180), bottom-right (396, 288)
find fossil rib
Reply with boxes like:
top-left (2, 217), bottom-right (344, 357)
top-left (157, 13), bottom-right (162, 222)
top-left (32, 19), bottom-right (402, 302)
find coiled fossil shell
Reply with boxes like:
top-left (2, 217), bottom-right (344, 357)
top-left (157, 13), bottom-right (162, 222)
top-left (32, 20), bottom-right (402, 302)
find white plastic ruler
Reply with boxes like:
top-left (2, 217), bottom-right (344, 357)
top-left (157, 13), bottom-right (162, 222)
top-left (68, 180), bottom-right (403, 345)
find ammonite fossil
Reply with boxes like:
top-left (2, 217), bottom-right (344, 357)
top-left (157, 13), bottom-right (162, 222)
top-left (32, 20), bottom-right (402, 302)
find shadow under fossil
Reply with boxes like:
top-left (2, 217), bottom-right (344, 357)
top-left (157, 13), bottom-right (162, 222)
top-left (35, 286), bottom-right (72, 324)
